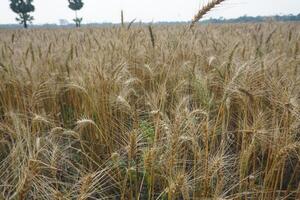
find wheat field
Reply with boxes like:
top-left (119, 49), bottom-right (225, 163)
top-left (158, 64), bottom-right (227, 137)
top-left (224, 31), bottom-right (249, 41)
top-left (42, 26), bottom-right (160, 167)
top-left (0, 22), bottom-right (299, 199)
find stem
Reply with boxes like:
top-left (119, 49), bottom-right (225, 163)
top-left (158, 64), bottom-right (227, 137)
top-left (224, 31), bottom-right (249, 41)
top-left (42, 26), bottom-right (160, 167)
top-left (22, 13), bottom-right (28, 29)
top-left (75, 11), bottom-right (79, 27)
top-left (24, 20), bottom-right (27, 29)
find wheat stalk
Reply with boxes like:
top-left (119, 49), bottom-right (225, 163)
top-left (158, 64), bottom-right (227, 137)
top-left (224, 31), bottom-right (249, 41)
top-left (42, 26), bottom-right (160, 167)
top-left (148, 25), bottom-right (155, 48)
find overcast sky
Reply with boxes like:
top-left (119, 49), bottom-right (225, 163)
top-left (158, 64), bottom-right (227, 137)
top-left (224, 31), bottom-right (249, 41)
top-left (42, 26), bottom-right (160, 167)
top-left (0, 0), bottom-right (299, 24)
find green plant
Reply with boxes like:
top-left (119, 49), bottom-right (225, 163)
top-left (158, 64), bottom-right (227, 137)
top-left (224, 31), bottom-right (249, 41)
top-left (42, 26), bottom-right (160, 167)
top-left (68, 0), bottom-right (84, 27)
top-left (9, 0), bottom-right (35, 28)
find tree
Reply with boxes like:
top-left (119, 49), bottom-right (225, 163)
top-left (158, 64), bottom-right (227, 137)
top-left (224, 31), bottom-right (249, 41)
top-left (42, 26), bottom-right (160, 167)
top-left (68, 0), bottom-right (84, 27)
top-left (9, 0), bottom-right (35, 29)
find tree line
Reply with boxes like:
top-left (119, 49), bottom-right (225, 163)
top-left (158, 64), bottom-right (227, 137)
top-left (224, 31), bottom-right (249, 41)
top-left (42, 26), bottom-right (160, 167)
top-left (202, 14), bottom-right (300, 24)
top-left (9, 0), bottom-right (84, 28)
top-left (7, 0), bottom-right (300, 29)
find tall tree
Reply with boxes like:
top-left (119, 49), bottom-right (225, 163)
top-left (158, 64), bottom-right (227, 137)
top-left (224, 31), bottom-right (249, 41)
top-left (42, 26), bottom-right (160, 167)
top-left (9, 0), bottom-right (35, 29)
top-left (68, 0), bottom-right (84, 27)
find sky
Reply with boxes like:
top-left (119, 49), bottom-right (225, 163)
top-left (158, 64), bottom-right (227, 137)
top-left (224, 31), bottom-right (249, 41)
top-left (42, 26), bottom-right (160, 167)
top-left (0, 0), bottom-right (299, 24)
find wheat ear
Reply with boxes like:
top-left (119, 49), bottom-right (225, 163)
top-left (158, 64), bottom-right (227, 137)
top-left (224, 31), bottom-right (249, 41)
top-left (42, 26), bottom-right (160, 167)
top-left (190, 0), bottom-right (226, 29)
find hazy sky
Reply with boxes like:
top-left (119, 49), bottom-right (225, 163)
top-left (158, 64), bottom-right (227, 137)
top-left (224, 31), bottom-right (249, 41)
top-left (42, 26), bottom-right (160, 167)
top-left (0, 0), bottom-right (299, 24)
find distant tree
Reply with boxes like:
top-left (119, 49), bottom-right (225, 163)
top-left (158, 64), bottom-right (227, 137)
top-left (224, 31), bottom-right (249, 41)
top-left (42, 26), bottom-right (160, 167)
top-left (9, 0), bottom-right (35, 28)
top-left (59, 19), bottom-right (69, 26)
top-left (68, 0), bottom-right (84, 27)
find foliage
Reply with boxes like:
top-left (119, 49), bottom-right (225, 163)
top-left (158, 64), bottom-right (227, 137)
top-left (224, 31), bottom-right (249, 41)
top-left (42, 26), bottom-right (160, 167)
top-left (203, 13), bottom-right (300, 24)
top-left (73, 17), bottom-right (83, 27)
top-left (68, 0), bottom-right (84, 11)
top-left (9, 0), bottom-right (35, 28)
top-left (68, 0), bottom-right (84, 27)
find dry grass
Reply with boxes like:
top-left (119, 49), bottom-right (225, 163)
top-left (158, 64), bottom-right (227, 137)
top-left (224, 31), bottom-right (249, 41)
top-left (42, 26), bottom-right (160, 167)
top-left (0, 22), bottom-right (299, 199)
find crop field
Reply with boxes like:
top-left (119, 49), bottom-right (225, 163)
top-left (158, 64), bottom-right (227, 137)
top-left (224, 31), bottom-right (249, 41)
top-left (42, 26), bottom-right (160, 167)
top-left (0, 23), bottom-right (299, 199)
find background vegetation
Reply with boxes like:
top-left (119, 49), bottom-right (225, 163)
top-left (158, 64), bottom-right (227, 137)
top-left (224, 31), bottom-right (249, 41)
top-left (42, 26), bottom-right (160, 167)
top-left (203, 14), bottom-right (300, 24)
top-left (1, 13), bottom-right (300, 29)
